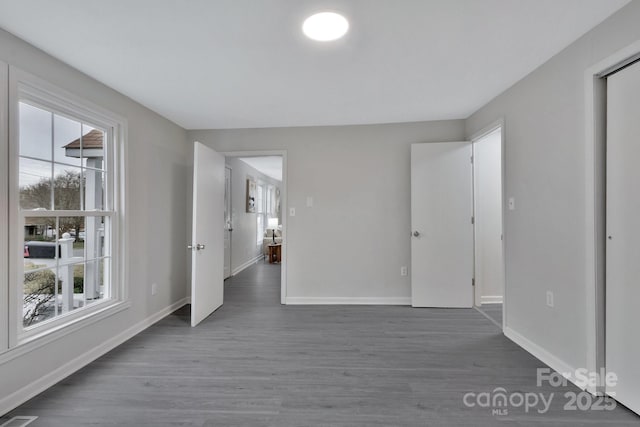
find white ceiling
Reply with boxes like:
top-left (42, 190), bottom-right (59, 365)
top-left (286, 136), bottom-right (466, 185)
top-left (0, 0), bottom-right (630, 130)
top-left (238, 157), bottom-right (283, 182)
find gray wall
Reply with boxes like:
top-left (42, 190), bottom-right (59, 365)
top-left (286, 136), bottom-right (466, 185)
top-left (225, 157), bottom-right (281, 273)
top-left (0, 29), bottom-right (190, 407)
top-left (189, 120), bottom-right (465, 302)
top-left (465, 1), bottom-right (640, 371)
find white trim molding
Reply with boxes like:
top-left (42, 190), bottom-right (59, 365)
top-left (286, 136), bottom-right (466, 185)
top-left (504, 326), bottom-right (583, 391)
top-left (231, 254), bottom-right (264, 276)
top-left (480, 295), bottom-right (503, 305)
top-left (285, 297), bottom-right (411, 306)
top-left (0, 298), bottom-right (188, 416)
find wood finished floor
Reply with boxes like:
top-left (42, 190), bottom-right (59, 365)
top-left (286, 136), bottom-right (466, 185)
top-left (476, 303), bottom-right (502, 327)
top-left (5, 261), bottom-right (639, 426)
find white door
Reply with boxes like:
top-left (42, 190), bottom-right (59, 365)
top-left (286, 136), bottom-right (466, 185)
top-left (223, 166), bottom-right (232, 279)
top-left (190, 141), bottom-right (225, 327)
top-left (606, 61), bottom-right (640, 414)
top-left (411, 142), bottom-right (473, 308)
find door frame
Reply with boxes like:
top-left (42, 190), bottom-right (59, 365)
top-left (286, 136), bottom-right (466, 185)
top-left (585, 39), bottom-right (640, 395)
top-left (469, 119), bottom-right (506, 331)
top-left (221, 150), bottom-right (288, 304)
top-left (224, 165), bottom-right (232, 279)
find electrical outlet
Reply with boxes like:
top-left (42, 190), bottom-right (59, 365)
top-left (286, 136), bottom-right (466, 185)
top-left (546, 291), bottom-right (554, 308)
top-left (400, 266), bottom-right (408, 276)
top-left (151, 283), bottom-right (158, 296)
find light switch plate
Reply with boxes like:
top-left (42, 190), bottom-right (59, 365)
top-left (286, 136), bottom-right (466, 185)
top-left (508, 197), bottom-right (515, 210)
top-left (306, 196), bottom-right (313, 207)
top-left (546, 291), bottom-right (554, 308)
top-left (289, 207), bottom-right (296, 217)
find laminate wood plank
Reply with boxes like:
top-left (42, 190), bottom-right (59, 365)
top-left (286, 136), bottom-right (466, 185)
top-left (3, 261), bottom-right (638, 426)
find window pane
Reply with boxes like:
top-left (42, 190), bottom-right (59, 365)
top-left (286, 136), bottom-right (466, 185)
top-left (256, 185), bottom-right (264, 213)
top-left (23, 266), bottom-right (58, 327)
top-left (58, 215), bottom-right (85, 260)
top-left (70, 262), bottom-right (85, 309)
top-left (23, 215), bottom-right (58, 326)
top-left (54, 260), bottom-right (84, 315)
top-left (19, 102), bottom-right (52, 161)
top-left (53, 164), bottom-right (82, 210)
top-left (257, 215), bottom-right (263, 245)
top-left (83, 216), bottom-right (107, 260)
top-left (85, 259), bottom-right (106, 304)
top-left (85, 217), bottom-right (111, 259)
top-left (20, 158), bottom-right (52, 210)
top-left (53, 114), bottom-right (82, 166)
top-left (81, 125), bottom-right (105, 171)
top-left (83, 169), bottom-right (105, 210)
top-left (23, 215), bottom-right (57, 246)
top-left (58, 216), bottom-right (85, 246)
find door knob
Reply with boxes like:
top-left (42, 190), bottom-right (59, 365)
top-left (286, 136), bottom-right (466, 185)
top-left (196, 244), bottom-right (206, 250)
top-left (413, 231), bottom-right (420, 237)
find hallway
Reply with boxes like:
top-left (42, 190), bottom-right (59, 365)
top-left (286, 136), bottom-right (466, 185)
top-left (5, 261), bottom-right (637, 426)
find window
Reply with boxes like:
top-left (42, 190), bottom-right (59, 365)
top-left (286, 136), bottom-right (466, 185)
top-left (256, 183), bottom-right (265, 245)
top-left (256, 183), bottom-right (264, 214)
top-left (256, 215), bottom-right (263, 245)
top-left (8, 69), bottom-right (126, 344)
top-left (267, 185), bottom-right (277, 215)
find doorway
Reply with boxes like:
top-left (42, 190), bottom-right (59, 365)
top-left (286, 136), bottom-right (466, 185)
top-left (409, 130), bottom-right (505, 315)
top-left (472, 126), bottom-right (504, 328)
top-left (224, 166), bottom-right (232, 279)
top-left (222, 152), bottom-right (287, 304)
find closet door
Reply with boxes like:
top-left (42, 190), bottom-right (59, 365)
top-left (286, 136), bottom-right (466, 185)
top-left (0, 61), bottom-right (7, 352)
top-left (606, 61), bottom-right (640, 414)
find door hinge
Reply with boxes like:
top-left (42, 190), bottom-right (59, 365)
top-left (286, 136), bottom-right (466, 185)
top-left (471, 216), bottom-right (475, 225)
top-left (470, 156), bottom-right (474, 164)
top-left (472, 278), bottom-right (475, 287)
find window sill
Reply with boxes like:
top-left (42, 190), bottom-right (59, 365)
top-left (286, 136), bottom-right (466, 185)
top-left (0, 299), bottom-right (130, 365)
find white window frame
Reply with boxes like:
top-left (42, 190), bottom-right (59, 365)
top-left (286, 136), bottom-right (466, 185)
top-left (0, 61), bottom-right (9, 353)
top-left (6, 67), bottom-right (128, 348)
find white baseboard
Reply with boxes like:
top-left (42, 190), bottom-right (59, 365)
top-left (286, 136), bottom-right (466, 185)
top-left (480, 295), bottom-right (503, 304)
top-left (231, 254), bottom-right (263, 276)
top-left (0, 297), bottom-right (189, 417)
top-left (504, 326), bottom-right (585, 391)
top-left (285, 297), bottom-right (411, 305)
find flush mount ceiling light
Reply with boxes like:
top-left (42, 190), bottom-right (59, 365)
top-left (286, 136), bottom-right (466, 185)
top-left (302, 12), bottom-right (349, 42)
